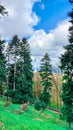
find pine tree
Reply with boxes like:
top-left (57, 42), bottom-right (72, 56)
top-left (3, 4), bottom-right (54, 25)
top-left (5, 63), bottom-right (16, 100)
top-left (12, 38), bottom-right (33, 103)
top-left (60, 0), bottom-right (73, 128)
top-left (0, 38), bottom-right (6, 96)
top-left (9, 35), bottom-right (20, 91)
top-left (39, 53), bottom-right (52, 107)
top-left (5, 35), bottom-right (20, 100)
top-left (6, 43), bottom-right (11, 97)
top-left (0, 3), bottom-right (8, 97)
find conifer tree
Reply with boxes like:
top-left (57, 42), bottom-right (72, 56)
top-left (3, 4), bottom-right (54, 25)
top-left (12, 38), bottom-right (33, 103)
top-left (0, 3), bottom-right (8, 97)
top-left (0, 38), bottom-right (6, 96)
top-left (19, 38), bottom-right (33, 102)
top-left (39, 53), bottom-right (52, 106)
top-left (60, 0), bottom-right (73, 128)
top-left (5, 35), bottom-right (20, 100)
top-left (9, 35), bottom-right (20, 91)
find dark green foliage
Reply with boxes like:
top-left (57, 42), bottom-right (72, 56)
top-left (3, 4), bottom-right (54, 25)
top-left (41, 101), bottom-right (47, 110)
top-left (0, 38), bottom-right (6, 96)
top-left (0, 3), bottom-right (8, 17)
top-left (34, 100), bottom-right (47, 111)
top-left (39, 53), bottom-right (52, 107)
top-left (15, 38), bottom-right (33, 103)
top-left (8, 64), bottom-right (15, 90)
top-left (34, 100), bottom-right (41, 111)
top-left (60, 1), bottom-right (73, 128)
top-left (0, 3), bottom-right (7, 96)
top-left (60, 45), bottom-right (73, 128)
top-left (13, 71), bottom-right (30, 103)
top-left (5, 64), bottom-right (15, 98)
top-left (7, 37), bottom-right (33, 103)
top-left (6, 35), bottom-right (20, 98)
top-left (40, 89), bottom-right (51, 105)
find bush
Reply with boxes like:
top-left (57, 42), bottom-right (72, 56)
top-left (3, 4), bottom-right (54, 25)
top-left (4, 89), bottom-right (15, 98)
top-left (34, 100), bottom-right (47, 111)
top-left (41, 101), bottom-right (47, 111)
top-left (34, 100), bottom-right (41, 111)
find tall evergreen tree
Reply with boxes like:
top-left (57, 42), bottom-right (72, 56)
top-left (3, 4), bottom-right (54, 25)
top-left (12, 38), bottom-right (33, 103)
top-left (0, 38), bottom-right (6, 96)
top-left (39, 53), bottom-right (52, 106)
top-left (60, 0), bottom-right (73, 128)
top-left (9, 35), bottom-right (20, 91)
top-left (6, 43), bottom-right (10, 95)
top-left (20, 38), bottom-right (33, 101)
top-left (0, 3), bottom-right (8, 97)
top-left (5, 35), bottom-right (20, 100)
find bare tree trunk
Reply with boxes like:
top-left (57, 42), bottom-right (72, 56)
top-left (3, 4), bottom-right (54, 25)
top-left (13, 46), bottom-right (16, 91)
top-left (57, 91), bottom-right (59, 110)
top-left (14, 55), bottom-right (16, 91)
top-left (6, 45), bottom-right (10, 100)
top-left (59, 91), bottom-right (62, 109)
top-left (7, 55), bottom-right (9, 100)
top-left (7, 48), bottom-right (9, 90)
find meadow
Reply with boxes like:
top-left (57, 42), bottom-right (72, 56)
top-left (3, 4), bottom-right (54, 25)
top-left (0, 97), bottom-right (72, 130)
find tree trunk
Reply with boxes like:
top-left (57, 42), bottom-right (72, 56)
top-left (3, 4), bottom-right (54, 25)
top-left (68, 122), bottom-right (71, 128)
top-left (7, 48), bottom-right (9, 91)
top-left (14, 62), bottom-right (16, 91)
top-left (59, 95), bottom-right (62, 109)
top-left (13, 47), bottom-right (16, 91)
top-left (7, 95), bottom-right (8, 100)
top-left (0, 90), bottom-right (3, 97)
top-left (57, 91), bottom-right (59, 110)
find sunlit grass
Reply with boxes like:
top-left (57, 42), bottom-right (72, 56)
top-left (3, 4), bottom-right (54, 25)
top-left (0, 97), bottom-right (71, 130)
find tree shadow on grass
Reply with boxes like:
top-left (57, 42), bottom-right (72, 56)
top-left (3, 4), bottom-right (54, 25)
top-left (65, 127), bottom-right (73, 130)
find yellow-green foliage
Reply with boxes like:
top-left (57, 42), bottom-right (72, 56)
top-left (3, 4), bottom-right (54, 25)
top-left (33, 72), bottom-right (62, 109)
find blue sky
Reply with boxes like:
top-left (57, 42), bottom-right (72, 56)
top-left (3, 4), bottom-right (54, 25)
top-left (33, 0), bottom-right (70, 32)
top-left (0, 0), bottom-right (71, 71)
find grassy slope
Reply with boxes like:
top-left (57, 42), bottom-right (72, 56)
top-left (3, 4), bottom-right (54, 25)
top-left (0, 97), bottom-right (68, 130)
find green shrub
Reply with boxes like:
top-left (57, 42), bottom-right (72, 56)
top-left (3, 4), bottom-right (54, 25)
top-left (34, 100), bottom-right (41, 111)
top-left (41, 101), bottom-right (47, 111)
top-left (34, 100), bottom-right (47, 111)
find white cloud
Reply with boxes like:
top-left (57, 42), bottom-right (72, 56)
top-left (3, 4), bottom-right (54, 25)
top-left (0, 0), bottom-right (40, 38)
top-left (0, 1), bottom-right (70, 70)
top-left (28, 19), bottom-right (70, 69)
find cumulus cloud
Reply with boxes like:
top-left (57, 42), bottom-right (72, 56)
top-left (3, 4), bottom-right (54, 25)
top-left (0, 0), bottom-right (70, 70)
top-left (0, 0), bottom-right (40, 38)
top-left (28, 19), bottom-right (70, 68)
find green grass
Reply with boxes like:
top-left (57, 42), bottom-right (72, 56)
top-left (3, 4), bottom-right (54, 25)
top-left (0, 97), bottom-right (72, 130)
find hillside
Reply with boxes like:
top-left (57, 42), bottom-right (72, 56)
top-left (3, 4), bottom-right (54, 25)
top-left (33, 72), bottom-right (62, 109)
top-left (0, 97), bottom-right (69, 130)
